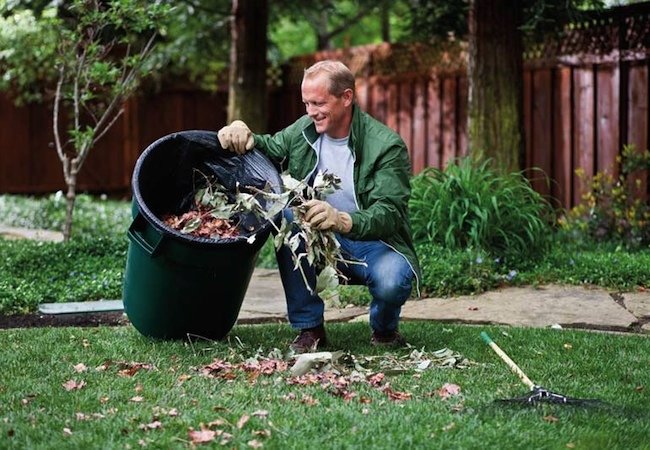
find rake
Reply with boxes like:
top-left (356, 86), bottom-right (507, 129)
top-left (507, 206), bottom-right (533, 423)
top-left (480, 332), bottom-right (603, 406)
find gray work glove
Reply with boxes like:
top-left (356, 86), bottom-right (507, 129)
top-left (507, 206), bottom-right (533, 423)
top-left (217, 120), bottom-right (254, 154)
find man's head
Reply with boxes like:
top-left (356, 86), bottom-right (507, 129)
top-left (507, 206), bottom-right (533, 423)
top-left (301, 60), bottom-right (355, 138)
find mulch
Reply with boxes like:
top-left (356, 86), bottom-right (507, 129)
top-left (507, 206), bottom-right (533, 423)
top-left (0, 312), bottom-right (129, 329)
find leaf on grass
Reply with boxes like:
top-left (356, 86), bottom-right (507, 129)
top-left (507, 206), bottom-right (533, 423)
top-left (438, 383), bottom-right (461, 400)
top-left (139, 420), bottom-right (162, 431)
top-left (62, 379), bottom-right (86, 391)
top-left (543, 415), bottom-right (560, 423)
top-left (384, 387), bottom-right (412, 402)
top-left (188, 428), bottom-right (216, 444)
top-left (236, 414), bottom-right (250, 429)
top-left (248, 439), bottom-right (264, 448)
top-left (290, 351), bottom-right (343, 376)
top-left (63, 427), bottom-right (73, 436)
top-left (117, 362), bottom-right (155, 377)
top-left (73, 363), bottom-right (87, 373)
top-left (130, 396), bottom-right (144, 403)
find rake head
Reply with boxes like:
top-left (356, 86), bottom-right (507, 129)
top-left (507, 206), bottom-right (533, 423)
top-left (498, 385), bottom-right (604, 406)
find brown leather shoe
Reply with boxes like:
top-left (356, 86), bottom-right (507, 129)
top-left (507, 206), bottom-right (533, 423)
top-left (371, 330), bottom-right (407, 347)
top-left (290, 325), bottom-right (327, 353)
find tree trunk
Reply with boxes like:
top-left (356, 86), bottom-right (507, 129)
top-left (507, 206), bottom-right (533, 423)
top-left (468, 0), bottom-right (524, 173)
top-left (227, 0), bottom-right (269, 133)
top-left (63, 175), bottom-right (77, 242)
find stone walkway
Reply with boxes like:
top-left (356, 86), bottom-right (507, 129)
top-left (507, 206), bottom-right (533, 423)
top-left (5, 224), bottom-right (648, 334)
top-left (240, 269), bottom-right (650, 334)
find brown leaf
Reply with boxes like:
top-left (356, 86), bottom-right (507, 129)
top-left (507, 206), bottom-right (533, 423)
top-left (248, 439), bottom-right (264, 448)
top-left (130, 396), bottom-right (144, 403)
top-left (301, 394), bottom-right (319, 406)
top-left (188, 428), bottom-right (216, 444)
top-left (139, 420), bottom-right (162, 431)
top-left (543, 415), bottom-right (560, 423)
top-left (73, 363), bottom-right (87, 373)
top-left (117, 362), bottom-right (155, 377)
top-left (384, 387), bottom-right (412, 402)
top-left (367, 373), bottom-right (385, 387)
top-left (635, 385), bottom-right (644, 392)
top-left (237, 414), bottom-right (250, 429)
top-left (62, 379), bottom-right (86, 391)
top-left (438, 383), bottom-right (461, 400)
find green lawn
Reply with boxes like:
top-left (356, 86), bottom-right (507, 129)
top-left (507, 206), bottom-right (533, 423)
top-left (1, 322), bottom-right (649, 449)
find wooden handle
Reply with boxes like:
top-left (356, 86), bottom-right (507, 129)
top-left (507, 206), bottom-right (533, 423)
top-left (481, 332), bottom-right (535, 390)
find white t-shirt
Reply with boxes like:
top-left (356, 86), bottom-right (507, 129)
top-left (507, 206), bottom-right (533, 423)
top-left (316, 134), bottom-right (358, 214)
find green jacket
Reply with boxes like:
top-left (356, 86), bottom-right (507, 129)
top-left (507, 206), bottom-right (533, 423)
top-left (253, 105), bottom-right (421, 293)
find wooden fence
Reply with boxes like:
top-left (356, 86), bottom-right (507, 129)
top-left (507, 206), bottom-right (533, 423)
top-left (1, 3), bottom-right (649, 211)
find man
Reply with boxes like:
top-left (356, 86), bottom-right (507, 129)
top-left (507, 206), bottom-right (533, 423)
top-left (217, 60), bottom-right (420, 352)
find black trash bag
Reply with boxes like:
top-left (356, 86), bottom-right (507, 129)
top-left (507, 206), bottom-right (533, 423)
top-left (132, 129), bottom-right (282, 243)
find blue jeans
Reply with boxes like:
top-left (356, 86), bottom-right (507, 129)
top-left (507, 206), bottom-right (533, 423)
top-left (275, 211), bottom-right (414, 333)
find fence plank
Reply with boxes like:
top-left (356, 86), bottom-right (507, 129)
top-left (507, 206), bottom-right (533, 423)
top-left (386, 82), bottom-right (398, 132)
top-left (0, 96), bottom-right (30, 192)
top-left (398, 80), bottom-right (413, 161)
top-left (553, 66), bottom-right (573, 209)
top-left (596, 64), bottom-right (620, 176)
top-left (457, 76), bottom-right (468, 158)
top-left (426, 76), bottom-right (442, 169)
top-left (441, 76), bottom-right (457, 167)
top-left (531, 68), bottom-right (553, 198)
top-left (572, 68), bottom-right (596, 206)
top-left (523, 69), bottom-right (533, 172)
top-left (412, 79), bottom-right (427, 174)
top-left (628, 62), bottom-right (648, 201)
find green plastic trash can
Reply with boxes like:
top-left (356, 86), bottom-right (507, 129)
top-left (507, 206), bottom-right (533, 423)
top-left (123, 130), bottom-right (282, 340)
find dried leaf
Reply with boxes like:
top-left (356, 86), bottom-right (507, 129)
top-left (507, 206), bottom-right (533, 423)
top-left (62, 379), bottom-right (86, 391)
top-left (236, 414), bottom-right (250, 429)
top-left (438, 383), bottom-right (461, 400)
top-left (188, 428), bottom-right (216, 444)
top-left (73, 363), bottom-right (87, 373)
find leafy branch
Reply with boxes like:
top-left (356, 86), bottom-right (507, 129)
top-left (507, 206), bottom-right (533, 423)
top-left (166, 170), bottom-right (364, 294)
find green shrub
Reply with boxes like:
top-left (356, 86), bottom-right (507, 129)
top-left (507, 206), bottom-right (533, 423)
top-left (409, 158), bottom-right (555, 266)
top-left (416, 243), bottom-right (504, 296)
top-left (0, 193), bottom-right (132, 238)
top-left (0, 236), bottom-right (127, 314)
top-left (560, 145), bottom-right (650, 249)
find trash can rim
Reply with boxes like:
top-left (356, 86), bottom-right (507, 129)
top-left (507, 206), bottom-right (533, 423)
top-left (131, 129), bottom-right (279, 247)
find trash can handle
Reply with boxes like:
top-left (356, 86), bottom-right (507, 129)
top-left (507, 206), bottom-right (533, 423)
top-left (128, 212), bottom-right (164, 257)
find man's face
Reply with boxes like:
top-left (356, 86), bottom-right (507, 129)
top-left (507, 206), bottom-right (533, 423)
top-left (301, 73), bottom-right (353, 138)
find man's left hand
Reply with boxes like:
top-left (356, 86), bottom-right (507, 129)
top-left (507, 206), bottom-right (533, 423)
top-left (303, 200), bottom-right (352, 233)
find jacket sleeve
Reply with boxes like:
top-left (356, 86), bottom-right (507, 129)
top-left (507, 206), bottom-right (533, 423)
top-left (346, 142), bottom-right (412, 240)
top-left (252, 116), bottom-right (310, 168)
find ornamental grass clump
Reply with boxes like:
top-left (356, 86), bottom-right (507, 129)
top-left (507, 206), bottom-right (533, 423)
top-left (409, 158), bottom-right (554, 266)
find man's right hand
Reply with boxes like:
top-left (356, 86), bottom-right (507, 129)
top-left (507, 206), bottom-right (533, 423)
top-left (217, 120), bottom-right (254, 154)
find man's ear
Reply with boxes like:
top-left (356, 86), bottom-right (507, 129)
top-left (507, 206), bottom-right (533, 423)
top-left (342, 88), bottom-right (354, 107)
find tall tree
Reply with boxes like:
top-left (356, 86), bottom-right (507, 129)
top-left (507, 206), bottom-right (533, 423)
top-left (467, 0), bottom-right (524, 173)
top-left (227, 0), bottom-right (268, 131)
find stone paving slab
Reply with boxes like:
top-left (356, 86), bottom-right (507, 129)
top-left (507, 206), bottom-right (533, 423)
top-left (0, 225), bottom-right (63, 242)
top-left (401, 285), bottom-right (639, 331)
top-left (622, 292), bottom-right (650, 318)
top-left (39, 300), bottom-right (124, 314)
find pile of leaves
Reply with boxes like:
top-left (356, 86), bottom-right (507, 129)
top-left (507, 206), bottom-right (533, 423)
top-left (162, 178), bottom-right (246, 239)
top-left (195, 346), bottom-right (475, 406)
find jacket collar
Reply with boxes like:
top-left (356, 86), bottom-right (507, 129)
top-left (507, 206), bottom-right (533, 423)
top-left (301, 104), bottom-right (363, 153)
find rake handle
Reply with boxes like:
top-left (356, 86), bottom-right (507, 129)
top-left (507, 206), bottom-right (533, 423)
top-left (481, 332), bottom-right (535, 390)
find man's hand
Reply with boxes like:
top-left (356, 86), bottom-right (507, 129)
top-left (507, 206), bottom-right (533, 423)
top-left (217, 120), bottom-right (254, 154)
top-left (303, 200), bottom-right (352, 233)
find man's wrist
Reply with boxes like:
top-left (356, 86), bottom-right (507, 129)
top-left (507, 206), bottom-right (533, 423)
top-left (335, 211), bottom-right (353, 234)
